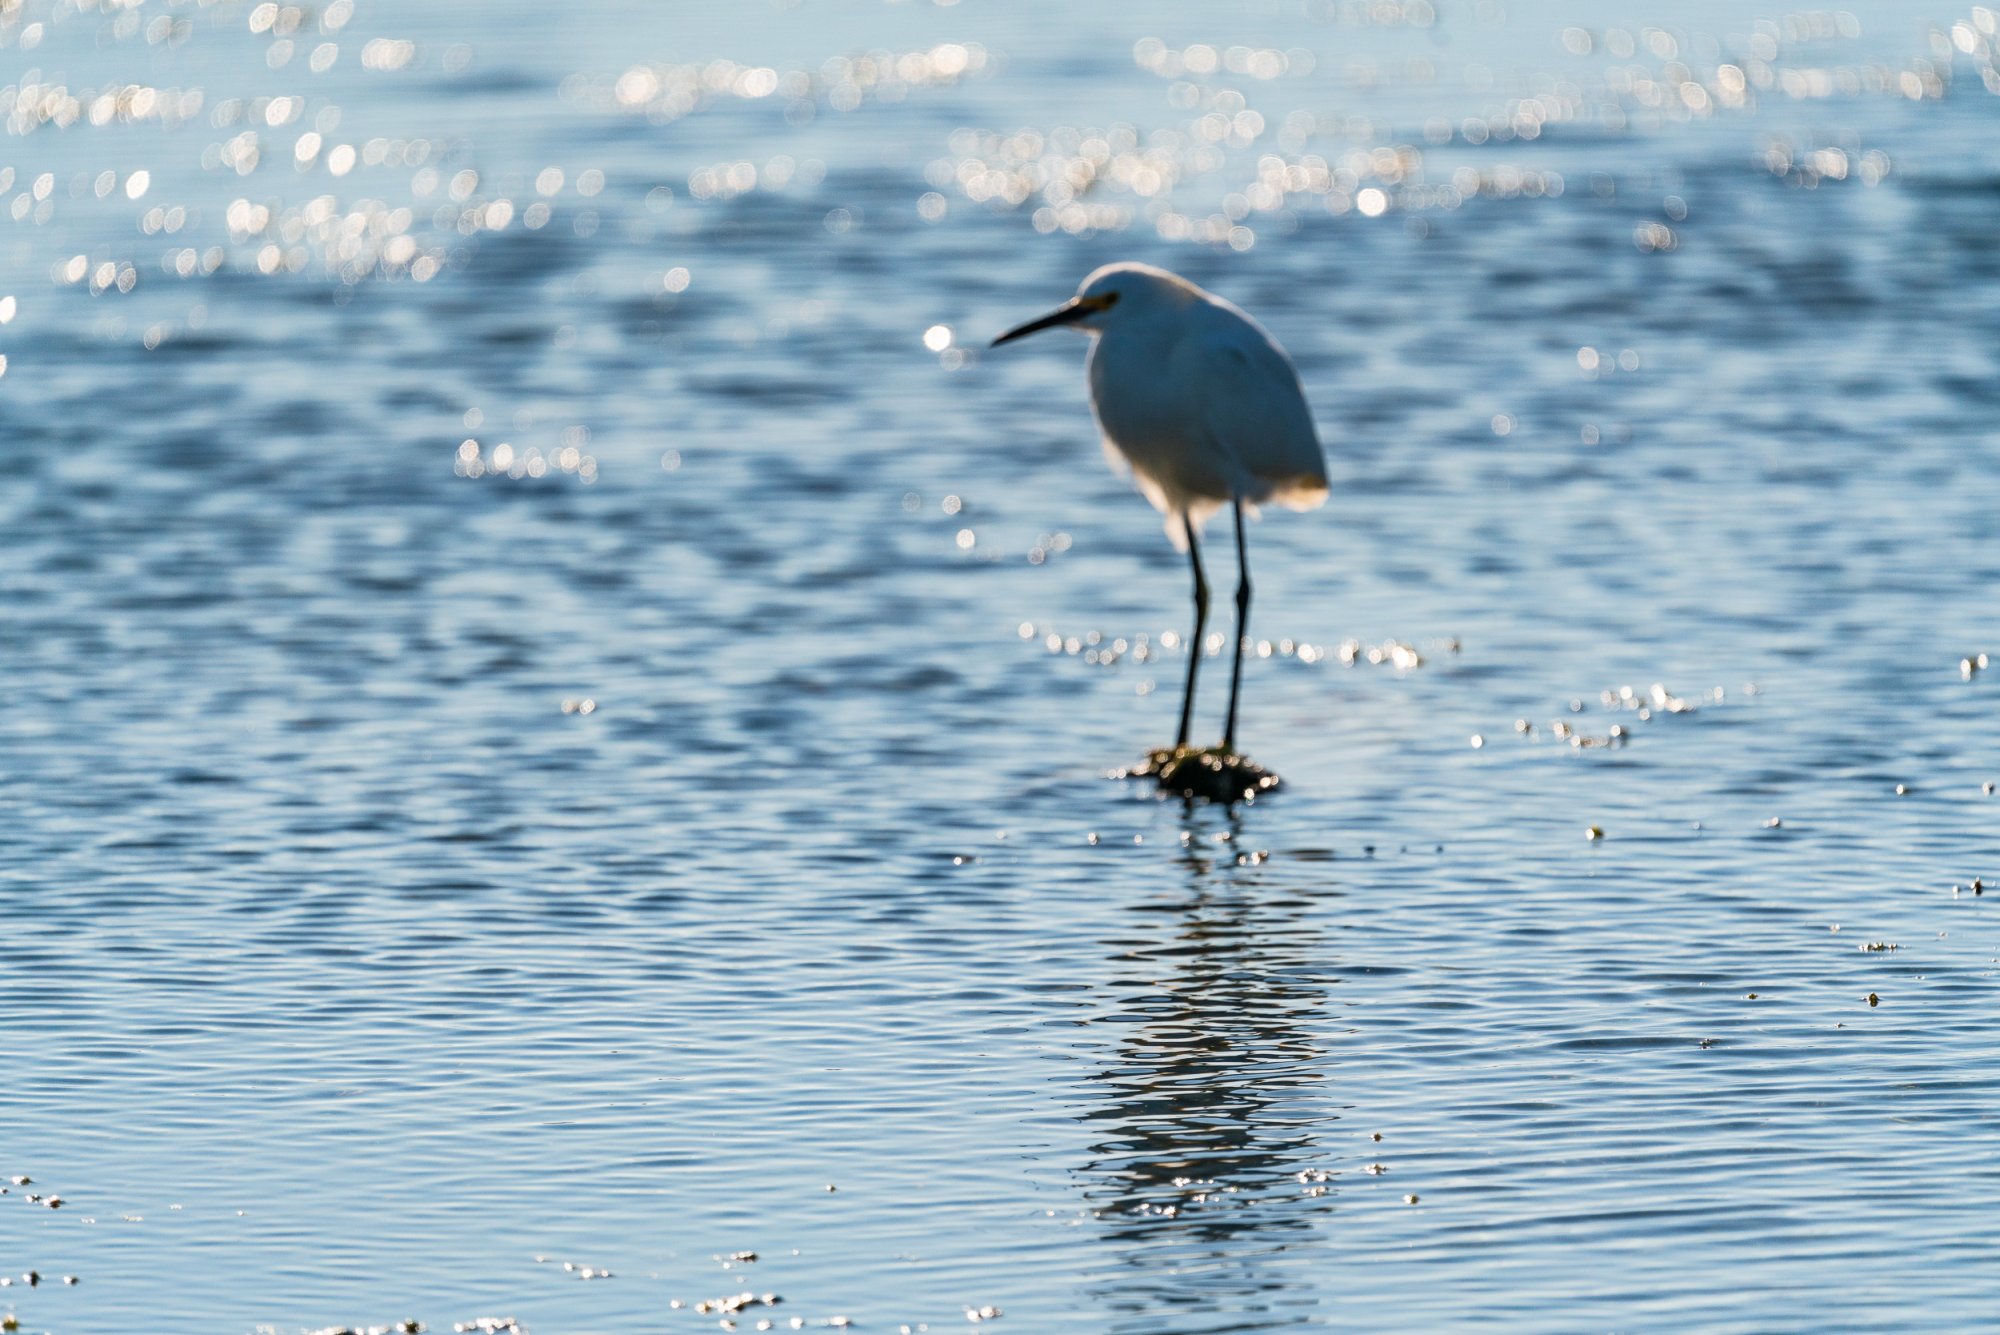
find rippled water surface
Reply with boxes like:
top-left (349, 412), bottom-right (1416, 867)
top-left (6, 1), bottom-right (2000, 1330)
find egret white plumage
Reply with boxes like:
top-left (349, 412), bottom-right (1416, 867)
top-left (991, 262), bottom-right (1328, 758)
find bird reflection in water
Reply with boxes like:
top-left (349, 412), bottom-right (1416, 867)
top-left (1072, 810), bottom-right (1342, 1326)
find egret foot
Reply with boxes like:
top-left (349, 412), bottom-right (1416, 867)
top-left (1128, 745), bottom-right (1280, 804)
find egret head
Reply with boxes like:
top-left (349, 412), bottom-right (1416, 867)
top-left (989, 262), bottom-right (1194, 347)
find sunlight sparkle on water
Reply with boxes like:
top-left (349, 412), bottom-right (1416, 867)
top-left (4, 0), bottom-right (2000, 1331)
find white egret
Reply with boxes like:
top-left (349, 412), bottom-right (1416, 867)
top-left (991, 262), bottom-right (1327, 757)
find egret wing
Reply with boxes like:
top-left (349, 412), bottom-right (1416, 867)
top-left (1168, 318), bottom-right (1328, 509)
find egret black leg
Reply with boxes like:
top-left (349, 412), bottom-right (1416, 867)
top-left (1175, 512), bottom-right (1209, 752)
top-left (1223, 495), bottom-right (1250, 754)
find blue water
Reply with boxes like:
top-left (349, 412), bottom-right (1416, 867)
top-left (5, 1), bottom-right (2000, 1331)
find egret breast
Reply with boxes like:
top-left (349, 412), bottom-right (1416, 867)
top-left (1085, 334), bottom-right (1244, 518)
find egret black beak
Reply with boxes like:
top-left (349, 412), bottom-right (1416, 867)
top-left (990, 293), bottom-right (1115, 347)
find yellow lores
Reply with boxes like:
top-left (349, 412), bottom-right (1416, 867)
top-left (992, 262), bottom-right (1328, 756)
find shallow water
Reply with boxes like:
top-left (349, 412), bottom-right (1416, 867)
top-left (5, 1), bottom-right (2000, 1330)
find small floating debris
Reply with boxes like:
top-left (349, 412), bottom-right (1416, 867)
top-left (1125, 746), bottom-right (1279, 803)
top-left (697, 1292), bottom-right (783, 1317)
top-left (1339, 638), bottom-right (1426, 670)
top-left (1516, 719), bottom-right (1627, 749)
top-left (1511, 681), bottom-right (1743, 748)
